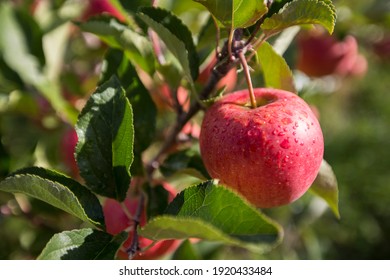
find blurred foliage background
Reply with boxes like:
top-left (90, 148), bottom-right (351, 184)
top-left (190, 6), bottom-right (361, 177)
top-left (1, 0), bottom-right (390, 259)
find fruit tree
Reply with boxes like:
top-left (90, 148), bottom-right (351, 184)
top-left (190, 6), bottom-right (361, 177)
top-left (1, 0), bottom-right (366, 260)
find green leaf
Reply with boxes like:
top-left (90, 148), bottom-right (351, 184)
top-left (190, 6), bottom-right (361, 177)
top-left (172, 239), bottom-right (201, 260)
top-left (0, 167), bottom-right (104, 227)
top-left (310, 159), bottom-right (340, 218)
top-left (137, 7), bottom-right (199, 83)
top-left (102, 49), bottom-right (157, 154)
top-left (13, 7), bottom-right (46, 67)
top-left (0, 3), bottom-right (78, 125)
top-left (257, 41), bottom-right (296, 93)
top-left (101, 49), bottom-right (157, 176)
top-left (37, 228), bottom-right (128, 260)
top-left (78, 16), bottom-right (155, 74)
top-left (160, 148), bottom-right (210, 180)
top-left (261, 0), bottom-right (336, 37)
top-left (0, 3), bottom-right (77, 124)
top-left (0, 57), bottom-right (24, 92)
top-left (0, 3), bottom-right (43, 87)
top-left (118, 0), bottom-right (151, 13)
top-left (194, 0), bottom-right (268, 29)
top-left (140, 181), bottom-right (283, 253)
top-left (145, 184), bottom-right (170, 219)
top-left (75, 76), bottom-right (134, 201)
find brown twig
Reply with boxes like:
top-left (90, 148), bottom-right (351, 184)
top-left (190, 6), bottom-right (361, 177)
top-left (145, 31), bottom-right (244, 178)
top-left (126, 191), bottom-right (145, 259)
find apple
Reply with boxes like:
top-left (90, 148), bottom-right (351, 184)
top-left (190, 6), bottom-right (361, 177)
top-left (373, 36), bottom-right (390, 60)
top-left (103, 183), bottom-right (179, 259)
top-left (60, 128), bottom-right (79, 178)
top-left (82, 0), bottom-right (126, 22)
top-left (296, 30), bottom-right (367, 78)
top-left (199, 88), bottom-right (324, 208)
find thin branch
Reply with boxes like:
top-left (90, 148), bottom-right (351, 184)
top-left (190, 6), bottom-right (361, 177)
top-left (145, 34), bottom-right (243, 178)
top-left (244, 0), bottom-right (274, 47)
top-left (126, 191), bottom-right (145, 259)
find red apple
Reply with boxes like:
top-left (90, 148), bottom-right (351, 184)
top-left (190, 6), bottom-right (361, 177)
top-left (372, 36), bottom-right (390, 60)
top-left (82, 0), bottom-right (126, 22)
top-left (296, 31), bottom-right (367, 78)
top-left (103, 183), bottom-right (179, 259)
top-left (60, 128), bottom-right (79, 177)
top-left (199, 88), bottom-right (324, 208)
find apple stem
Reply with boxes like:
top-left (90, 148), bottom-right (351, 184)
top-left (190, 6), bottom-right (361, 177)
top-left (238, 51), bottom-right (257, 108)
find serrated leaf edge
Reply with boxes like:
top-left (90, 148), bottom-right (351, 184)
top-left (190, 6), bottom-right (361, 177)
top-left (137, 7), bottom-right (198, 83)
top-left (140, 215), bottom-right (282, 253)
top-left (261, 0), bottom-right (337, 36)
top-left (0, 171), bottom-right (102, 227)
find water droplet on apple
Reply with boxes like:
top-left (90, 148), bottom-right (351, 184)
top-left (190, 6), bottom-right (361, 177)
top-left (247, 130), bottom-right (256, 137)
top-left (272, 129), bottom-right (277, 135)
top-left (294, 138), bottom-right (299, 143)
top-left (280, 139), bottom-right (290, 149)
top-left (278, 131), bottom-right (285, 136)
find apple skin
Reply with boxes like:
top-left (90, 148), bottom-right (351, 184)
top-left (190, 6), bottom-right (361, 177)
top-left (103, 183), bottom-right (179, 259)
top-left (199, 88), bottom-right (324, 208)
top-left (60, 128), bottom-right (79, 178)
top-left (373, 36), bottom-right (390, 60)
top-left (83, 0), bottom-right (126, 22)
top-left (296, 31), bottom-right (367, 77)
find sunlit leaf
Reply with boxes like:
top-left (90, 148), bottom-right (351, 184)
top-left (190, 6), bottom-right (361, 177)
top-left (140, 181), bottom-right (283, 253)
top-left (194, 0), bottom-right (268, 29)
top-left (38, 228), bottom-right (127, 260)
top-left (75, 76), bottom-right (134, 201)
top-left (78, 16), bottom-right (155, 74)
top-left (257, 41), bottom-right (296, 93)
top-left (261, 0), bottom-right (336, 37)
top-left (0, 3), bottom-right (78, 124)
top-left (310, 159), bottom-right (340, 218)
top-left (0, 167), bottom-right (104, 227)
top-left (137, 7), bottom-right (199, 83)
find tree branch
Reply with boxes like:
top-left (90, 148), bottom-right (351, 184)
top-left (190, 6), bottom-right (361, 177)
top-left (145, 31), bottom-right (244, 178)
top-left (126, 191), bottom-right (145, 259)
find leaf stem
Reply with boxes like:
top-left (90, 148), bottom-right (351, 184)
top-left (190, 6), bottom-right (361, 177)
top-left (238, 51), bottom-right (256, 109)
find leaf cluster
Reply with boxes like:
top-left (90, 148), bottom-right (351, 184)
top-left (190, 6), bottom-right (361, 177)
top-left (0, 0), bottom-right (339, 259)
